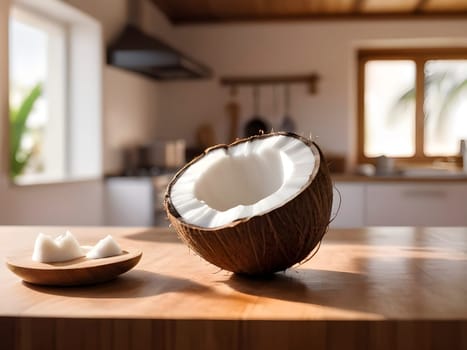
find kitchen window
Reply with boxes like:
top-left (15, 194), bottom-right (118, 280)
top-left (8, 0), bottom-right (102, 185)
top-left (9, 7), bottom-right (67, 183)
top-left (357, 49), bottom-right (467, 164)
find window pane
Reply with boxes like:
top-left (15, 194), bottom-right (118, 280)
top-left (424, 60), bottom-right (467, 156)
top-left (9, 9), bottom-right (66, 183)
top-left (364, 60), bottom-right (416, 157)
top-left (9, 18), bottom-right (48, 178)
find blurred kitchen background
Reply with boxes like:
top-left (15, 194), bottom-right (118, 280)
top-left (1, 0), bottom-right (467, 228)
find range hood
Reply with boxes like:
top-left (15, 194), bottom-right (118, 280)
top-left (107, 25), bottom-right (212, 80)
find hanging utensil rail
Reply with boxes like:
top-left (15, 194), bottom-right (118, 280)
top-left (220, 73), bottom-right (320, 94)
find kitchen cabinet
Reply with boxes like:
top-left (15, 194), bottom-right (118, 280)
top-left (366, 183), bottom-right (467, 226)
top-left (152, 173), bottom-right (174, 226)
top-left (105, 177), bottom-right (155, 226)
top-left (105, 176), bottom-right (467, 228)
top-left (105, 174), bottom-right (175, 227)
top-left (330, 183), bottom-right (365, 228)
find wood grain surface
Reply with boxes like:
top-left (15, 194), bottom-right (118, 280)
top-left (1, 226), bottom-right (466, 349)
top-left (151, 0), bottom-right (467, 23)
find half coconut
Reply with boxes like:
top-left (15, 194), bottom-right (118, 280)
top-left (164, 132), bottom-right (333, 275)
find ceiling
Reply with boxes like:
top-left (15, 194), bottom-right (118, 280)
top-left (151, 0), bottom-right (467, 24)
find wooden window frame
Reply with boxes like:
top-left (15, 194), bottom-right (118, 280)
top-left (357, 48), bottom-right (467, 165)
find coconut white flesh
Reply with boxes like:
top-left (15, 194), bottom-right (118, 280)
top-left (170, 135), bottom-right (316, 228)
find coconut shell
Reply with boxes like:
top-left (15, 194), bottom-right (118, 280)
top-left (164, 132), bottom-right (333, 275)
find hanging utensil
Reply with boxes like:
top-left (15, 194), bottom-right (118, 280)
top-left (226, 85), bottom-right (240, 143)
top-left (244, 86), bottom-right (269, 137)
top-left (273, 85), bottom-right (279, 126)
top-left (280, 84), bottom-right (296, 132)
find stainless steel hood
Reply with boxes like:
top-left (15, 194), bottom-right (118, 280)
top-left (107, 25), bottom-right (212, 80)
top-left (107, 1), bottom-right (212, 80)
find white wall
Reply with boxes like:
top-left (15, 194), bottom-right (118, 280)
top-left (0, 0), bottom-right (174, 225)
top-left (156, 20), bottom-right (467, 167)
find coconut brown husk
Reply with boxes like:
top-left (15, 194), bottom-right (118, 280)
top-left (164, 132), bottom-right (333, 275)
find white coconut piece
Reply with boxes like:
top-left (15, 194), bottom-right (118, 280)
top-left (32, 231), bottom-right (84, 263)
top-left (170, 134), bottom-right (316, 228)
top-left (86, 235), bottom-right (122, 259)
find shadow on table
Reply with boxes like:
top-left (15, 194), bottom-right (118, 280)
top-left (24, 269), bottom-right (210, 299)
top-left (225, 252), bottom-right (467, 316)
top-left (226, 268), bottom-right (377, 313)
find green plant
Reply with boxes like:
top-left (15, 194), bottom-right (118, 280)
top-left (9, 83), bottom-right (42, 178)
top-left (388, 71), bottom-right (467, 140)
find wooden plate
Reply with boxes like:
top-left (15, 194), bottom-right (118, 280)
top-left (5, 248), bottom-right (142, 286)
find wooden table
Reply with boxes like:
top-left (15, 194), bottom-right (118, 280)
top-left (1, 226), bottom-right (466, 350)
